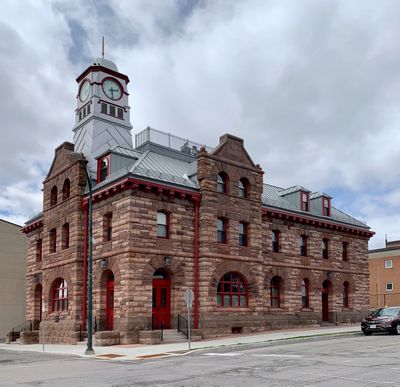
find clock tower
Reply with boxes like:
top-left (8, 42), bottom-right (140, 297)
top-left (73, 57), bottom-right (133, 171)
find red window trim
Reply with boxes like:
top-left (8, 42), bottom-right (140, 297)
top-left (157, 210), bottom-right (170, 239)
top-left (239, 222), bottom-right (248, 246)
top-left (51, 278), bottom-right (68, 312)
top-left (300, 191), bottom-right (310, 212)
top-left (322, 197), bottom-right (331, 217)
top-left (217, 272), bottom-right (248, 308)
top-left (97, 155), bottom-right (111, 183)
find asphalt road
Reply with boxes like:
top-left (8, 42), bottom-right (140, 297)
top-left (1, 333), bottom-right (399, 386)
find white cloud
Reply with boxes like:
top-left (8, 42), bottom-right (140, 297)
top-left (0, 0), bottom-right (399, 248)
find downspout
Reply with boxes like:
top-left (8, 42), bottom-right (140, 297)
top-left (193, 196), bottom-right (200, 329)
top-left (82, 202), bottom-right (88, 331)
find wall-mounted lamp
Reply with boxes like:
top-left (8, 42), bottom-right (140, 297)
top-left (164, 256), bottom-right (172, 266)
top-left (327, 271), bottom-right (333, 280)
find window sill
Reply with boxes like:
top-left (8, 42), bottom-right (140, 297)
top-left (300, 307), bottom-right (314, 312)
top-left (216, 307), bottom-right (250, 311)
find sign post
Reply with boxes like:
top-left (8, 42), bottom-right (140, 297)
top-left (184, 289), bottom-right (194, 350)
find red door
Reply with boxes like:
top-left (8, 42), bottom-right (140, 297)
top-left (106, 279), bottom-right (114, 330)
top-left (322, 289), bottom-right (329, 321)
top-left (152, 279), bottom-right (171, 329)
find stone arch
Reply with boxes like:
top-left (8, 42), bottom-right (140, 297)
top-left (209, 261), bottom-right (259, 297)
top-left (93, 257), bottom-right (121, 286)
top-left (46, 267), bottom-right (72, 314)
top-left (141, 256), bottom-right (186, 288)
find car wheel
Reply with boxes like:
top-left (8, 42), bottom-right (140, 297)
top-left (396, 324), bottom-right (400, 335)
top-left (363, 330), bottom-right (372, 336)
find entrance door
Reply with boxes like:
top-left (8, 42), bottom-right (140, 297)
top-left (105, 279), bottom-right (114, 331)
top-left (322, 280), bottom-right (331, 322)
top-left (152, 278), bottom-right (171, 329)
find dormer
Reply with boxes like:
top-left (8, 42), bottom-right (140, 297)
top-left (278, 185), bottom-right (311, 212)
top-left (310, 192), bottom-right (332, 217)
top-left (96, 146), bottom-right (139, 183)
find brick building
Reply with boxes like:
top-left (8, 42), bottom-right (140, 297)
top-left (369, 240), bottom-right (400, 308)
top-left (22, 57), bottom-right (373, 345)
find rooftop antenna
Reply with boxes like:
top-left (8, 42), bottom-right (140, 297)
top-left (102, 36), bottom-right (105, 59)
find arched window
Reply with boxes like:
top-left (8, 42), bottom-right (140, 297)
top-left (270, 276), bottom-right (282, 308)
top-left (51, 278), bottom-right (68, 312)
top-left (343, 281), bottom-right (349, 308)
top-left (238, 178), bottom-right (249, 198)
top-left (50, 186), bottom-right (57, 206)
top-left (157, 211), bottom-right (169, 238)
top-left (217, 172), bottom-right (228, 193)
top-left (217, 272), bottom-right (248, 307)
top-left (62, 179), bottom-right (70, 200)
top-left (301, 279), bottom-right (310, 308)
top-left (98, 156), bottom-right (110, 183)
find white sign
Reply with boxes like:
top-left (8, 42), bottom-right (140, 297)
top-left (184, 289), bottom-right (194, 308)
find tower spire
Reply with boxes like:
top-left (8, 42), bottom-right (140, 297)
top-left (102, 36), bottom-right (105, 59)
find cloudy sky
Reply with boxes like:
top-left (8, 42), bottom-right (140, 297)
top-left (1, 0), bottom-right (399, 249)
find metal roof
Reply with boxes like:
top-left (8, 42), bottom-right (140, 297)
top-left (278, 185), bottom-right (311, 196)
top-left (262, 184), bottom-right (369, 229)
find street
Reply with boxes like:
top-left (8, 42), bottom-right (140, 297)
top-left (0, 333), bottom-right (399, 386)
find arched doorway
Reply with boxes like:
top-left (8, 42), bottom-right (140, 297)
top-left (322, 280), bottom-right (332, 321)
top-left (104, 271), bottom-right (114, 331)
top-left (34, 284), bottom-right (42, 328)
top-left (152, 268), bottom-right (171, 329)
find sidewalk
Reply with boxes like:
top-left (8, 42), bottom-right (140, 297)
top-left (0, 325), bottom-right (361, 361)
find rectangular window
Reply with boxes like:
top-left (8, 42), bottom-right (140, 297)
top-left (386, 282), bottom-right (393, 292)
top-left (301, 192), bottom-right (309, 211)
top-left (300, 235), bottom-right (307, 257)
top-left (104, 213), bottom-right (112, 241)
top-left (239, 222), bottom-right (248, 247)
top-left (62, 223), bottom-right (69, 250)
top-left (117, 108), bottom-right (123, 119)
top-left (322, 239), bottom-right (328, 259)
top-left (157, 211), bottom-right (169, 238)
top-left (323, 198), bottom-right (330, 216)
top-left (342, 242), bottom-right (348, 261)
top-left (385, 259), bottom-right (393, 269)
top-left (36, 239), bottom-right (42, 262)
top-left (217, 218), bottom-right (227, 243)
top-left (272, 230), bottom-right (280, 253)
top-left (109, 105), bottom-right (116, 117)
top-left (101, 102), bottom-right (107, 114)
top-left (49, 229), bottom-right (56, 253)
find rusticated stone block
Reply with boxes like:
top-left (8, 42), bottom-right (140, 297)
top-left (139, 330), bottom-right (161, 345)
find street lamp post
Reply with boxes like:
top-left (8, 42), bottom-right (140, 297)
top-left (71, 153), bottom-right (94, 355)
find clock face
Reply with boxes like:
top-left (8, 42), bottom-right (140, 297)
top-left (102, 78), bottom-right (122, 100)
top-left (79, 80), bottom-right (90, 102)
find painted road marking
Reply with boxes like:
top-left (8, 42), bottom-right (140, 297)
top-left (252, 354), bottom-right (301, 358)
top-left (203, 352), bottom-right (301, 358)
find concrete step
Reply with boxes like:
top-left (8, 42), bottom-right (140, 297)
top-left (162, 329), bottom-right (188, 343)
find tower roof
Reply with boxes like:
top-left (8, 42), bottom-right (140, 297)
top-left (92, 57), bottom-right (118, 72)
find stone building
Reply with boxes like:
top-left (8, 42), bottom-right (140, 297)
top-left (369, 240), bottom-right (400, 308)
top-left (22, 57), bottom-right (373, 345)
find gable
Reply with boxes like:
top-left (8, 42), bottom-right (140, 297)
top-left (210, 134), bottom-right (256, 168)
top-left (46, 142), bottom-right (75, 179)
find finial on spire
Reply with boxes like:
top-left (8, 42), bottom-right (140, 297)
top-left (102, 36), bottom-right (105, 59)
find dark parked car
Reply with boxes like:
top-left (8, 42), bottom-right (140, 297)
top-left (361, 307), bottom-right (400, 335)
